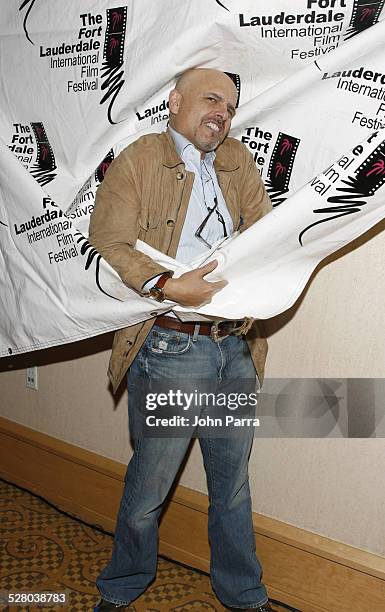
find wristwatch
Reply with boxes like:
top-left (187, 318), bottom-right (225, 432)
top-left (148, 272), bottom-right (173, 302)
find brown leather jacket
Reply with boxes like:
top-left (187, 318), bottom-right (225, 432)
top-left (89, 130), bottom-right (272, 393)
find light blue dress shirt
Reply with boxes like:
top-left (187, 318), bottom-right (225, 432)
top-left (169, 126), bottom-right (233, 263)
top-left (143, 126), bottom-right (233, 293)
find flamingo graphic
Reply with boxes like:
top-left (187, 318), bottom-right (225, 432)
top-left (108, 37), bottom-right (119, 56)
top-left (274, 162), bottom-right (287, 177)
top-left (360, 7), bottom-right (375, 21)
top-left (99, 161), bottom-right (111, 178)
top-left (40, 145), bottom-right (49, 160)
top-left (366, 158), bottom-right (385, 176)
top-left (111, 11), bottom-right (123, 30)
top-left (280, 138), bottom-right (293, 155)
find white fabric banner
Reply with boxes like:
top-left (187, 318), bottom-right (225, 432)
top-left (1, 1), bottom-right (385, 356)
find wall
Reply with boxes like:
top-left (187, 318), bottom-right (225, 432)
top-left (1, 221), bottom-right (385, 557)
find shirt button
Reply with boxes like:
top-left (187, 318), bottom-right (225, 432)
top-left (176, 171), bottom-right (184, 180)
top-left (150, 311), bottom-right (158, 317)
top-left (166, 219), bottom-right (175, 227)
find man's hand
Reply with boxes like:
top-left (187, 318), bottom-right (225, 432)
top-left (163, 260), bottom-right (227, 307)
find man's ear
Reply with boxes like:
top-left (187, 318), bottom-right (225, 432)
top-left (169, 89), bottom-right (182, 115)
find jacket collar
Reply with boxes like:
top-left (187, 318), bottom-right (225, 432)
top-left (161, 129), bottom-right (239, 172)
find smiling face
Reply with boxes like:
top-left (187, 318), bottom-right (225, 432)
top-left (168, 69), bottom-right (237, 156)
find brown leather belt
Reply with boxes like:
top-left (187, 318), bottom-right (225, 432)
top-left (155, 315), bottom-right (253, 341)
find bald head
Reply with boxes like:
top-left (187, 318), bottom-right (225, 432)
top-left (168, 68), bottom-right (238, 156)
top-left (174, 68), bottom-right (237, 98)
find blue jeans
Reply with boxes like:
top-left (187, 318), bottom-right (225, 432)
top-left (97, 325), bottom-right (268, 609)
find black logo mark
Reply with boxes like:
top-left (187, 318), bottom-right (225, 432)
top-left (299, 137), bottom-right (385, 245)
top-left (215, 0), bottom-right (230, 11)
top-left (19, 0), bottom-right (38, 44)
top-left (344, 0), bottom-right (385, 40)
top-left (30, 123), bottom-right (57, 186)
top-left (224, 72), bottom-right (241, 107)
top-left (75, 232), bottom-right (119, 300)
top-left (95, 149), bottom-right (114, 184)
top-left (266, 132), bottom-right (300, 207)
top-left (100, 7), bottom-right (127, 125)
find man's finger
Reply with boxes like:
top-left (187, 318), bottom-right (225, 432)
top-left (209, 280), bottom-right (228, 293)
top-left (196, 259), bottom-right (218, 277)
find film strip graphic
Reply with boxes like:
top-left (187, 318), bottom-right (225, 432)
top-left (66, 149), bottom-right (115, 216)
top-left (30, 122), bottom-right (57, 186)
top-left (224, 72), bottom-right (241, 107)
top-left (298, 138), bottom-right (385, 245)
top-left (103, 7), bottom-right (127, 68)
top-left (266, 132), bottom-right (300, 207)
top-left (100, 6), bottom-right (127, 124)
top-left (351, 139), bottom-right (385, 195)
top-left (95, 149), bottom-right (114, 184)
top-left (344, 0), bottom-right (385, 40)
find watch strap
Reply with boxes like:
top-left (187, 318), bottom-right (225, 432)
top-left (149, 271), bottom-right (173, 302)
top-left (154, 272), bottom-right (172, 291)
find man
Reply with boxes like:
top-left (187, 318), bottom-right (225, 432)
top-left (89, 68), bottom-right (274, 611)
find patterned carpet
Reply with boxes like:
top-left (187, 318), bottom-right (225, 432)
top-left (0, 479), bottom-right (299, 612)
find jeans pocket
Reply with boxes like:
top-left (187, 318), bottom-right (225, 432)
top-left (149, 327), bottom-right (191, 355)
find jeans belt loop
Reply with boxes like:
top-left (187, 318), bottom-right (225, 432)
top-left (192, 324), bottom-right (200, 342)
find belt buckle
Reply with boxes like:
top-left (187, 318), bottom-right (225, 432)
top-left (210, 322), bottom-right (220, 343)
top-left (210, 321), bottom-right (232, 342)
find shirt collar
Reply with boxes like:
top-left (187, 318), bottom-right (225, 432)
top-left (168, 126), bottom-right (216, 166)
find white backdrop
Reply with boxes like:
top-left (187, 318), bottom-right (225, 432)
top-left (1, 0), bottom-right (385, 356)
